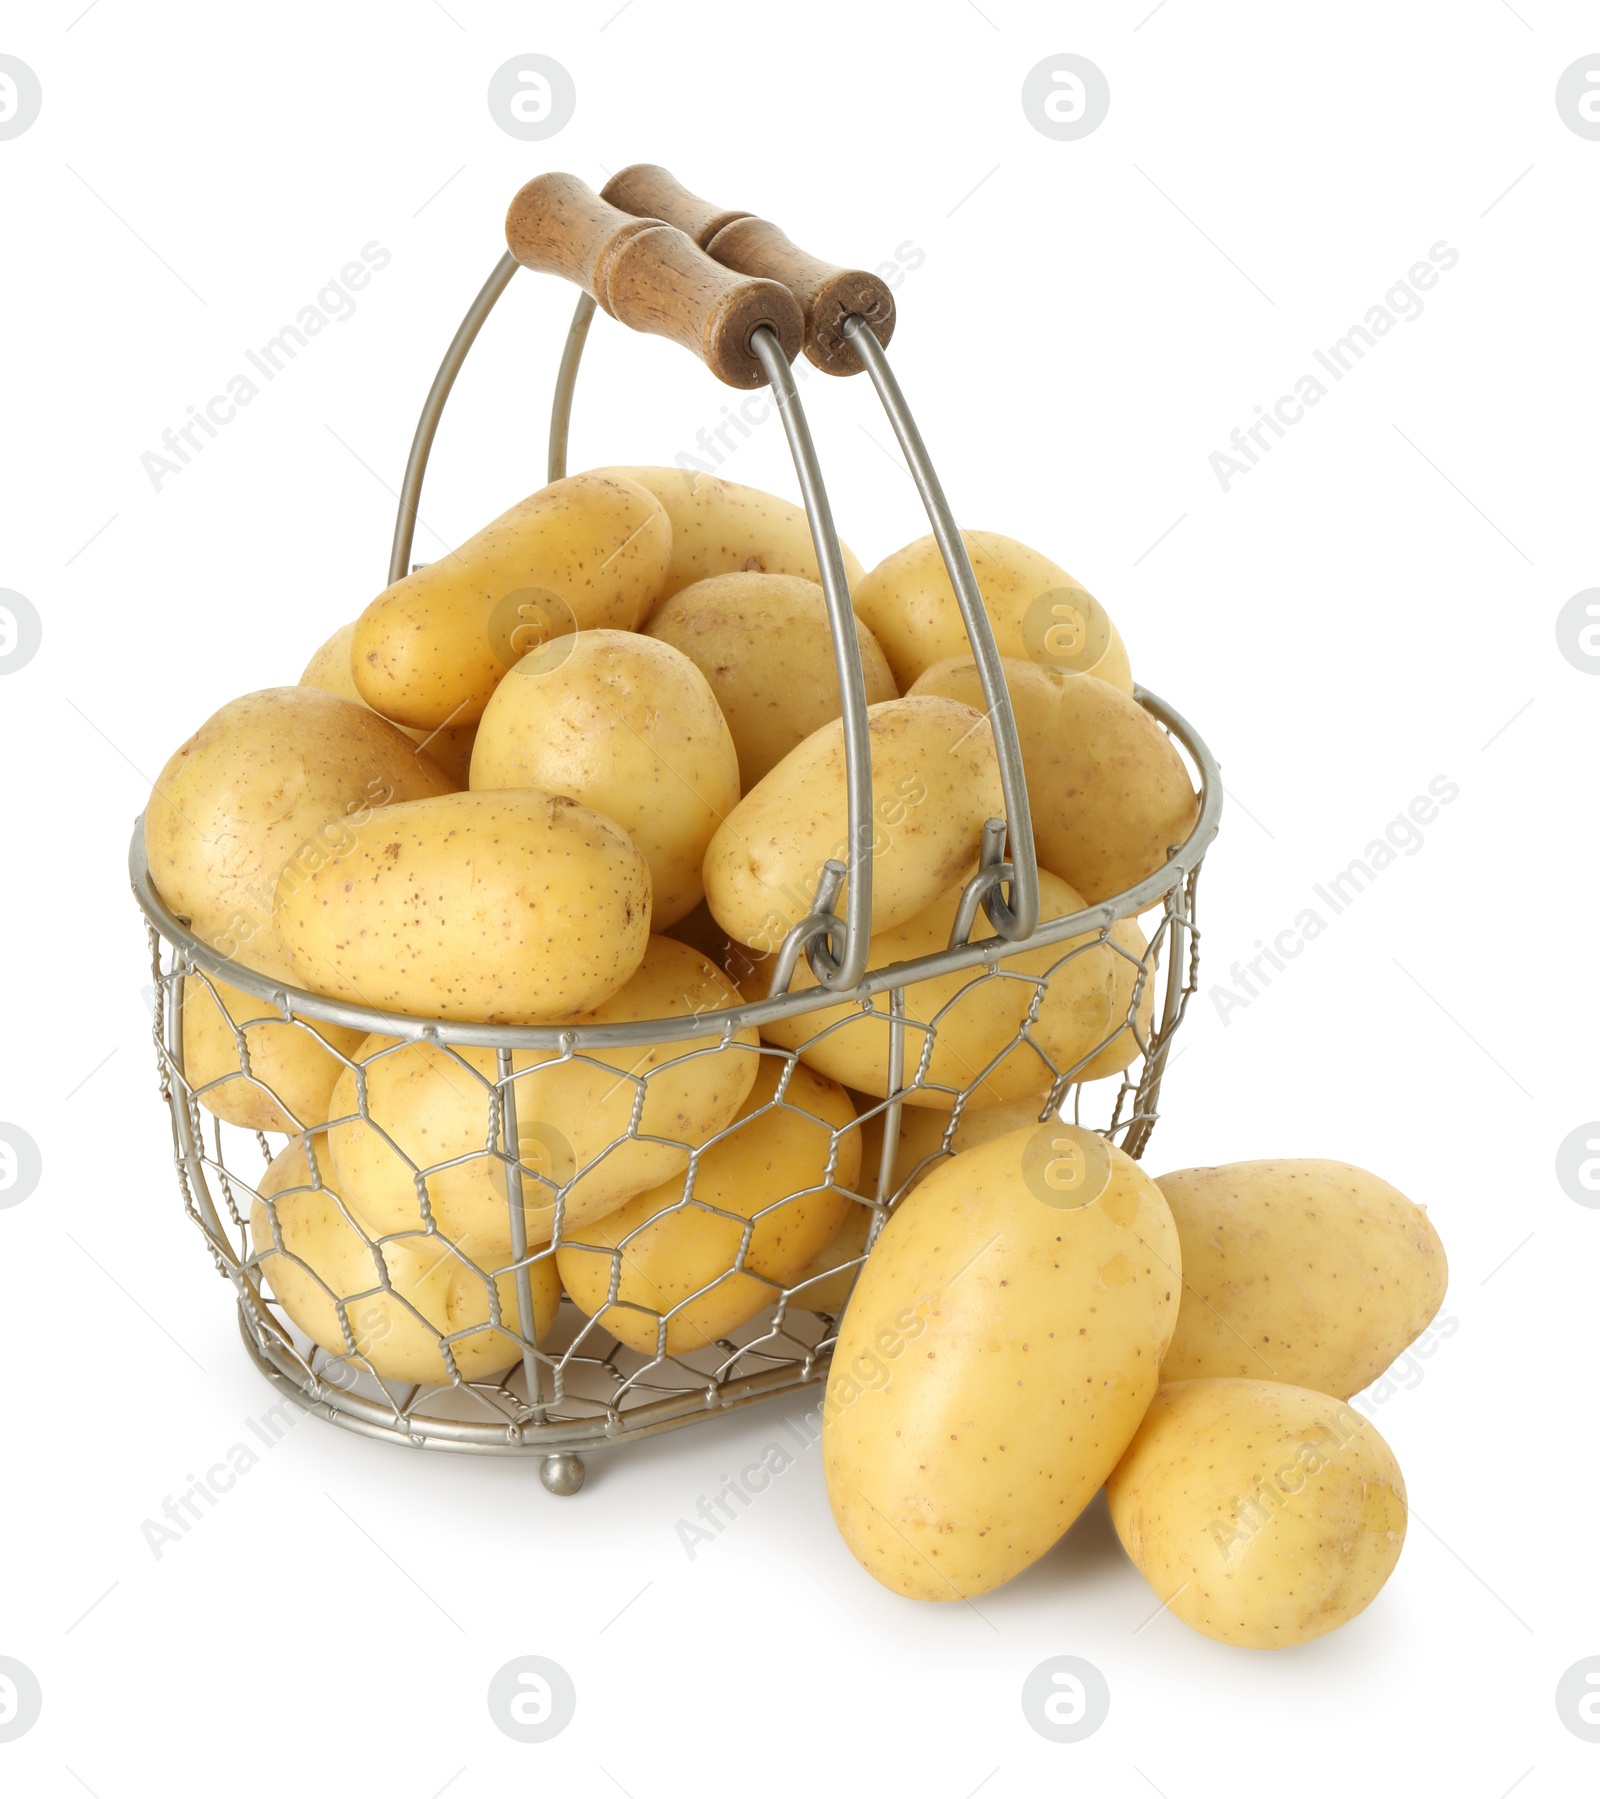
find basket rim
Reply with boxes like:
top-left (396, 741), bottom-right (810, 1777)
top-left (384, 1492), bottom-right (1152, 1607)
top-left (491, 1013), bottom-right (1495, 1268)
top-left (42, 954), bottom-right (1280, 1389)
top-left (128, 683), bottom-right (1220, 1053)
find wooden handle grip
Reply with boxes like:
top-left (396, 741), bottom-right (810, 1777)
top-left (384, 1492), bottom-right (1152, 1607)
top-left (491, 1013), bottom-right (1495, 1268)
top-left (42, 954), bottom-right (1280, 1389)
top-left (601, 166), bottom-right (896, 377)
top-left (505, 172), bottom-right (804, 389)
top-left (601, 163), bottom-right (752, 251)
top-left (707, 216), bottom-right (896, 376)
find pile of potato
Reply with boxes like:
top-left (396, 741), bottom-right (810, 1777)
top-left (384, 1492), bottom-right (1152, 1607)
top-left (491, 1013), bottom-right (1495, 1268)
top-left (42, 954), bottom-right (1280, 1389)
top-left (148, 465), bottom-right (1184, 1247)
top-left (144, 464), bottom-right (1445, 1649)
top-left (825, 1139), bottom-right (1445, 1646)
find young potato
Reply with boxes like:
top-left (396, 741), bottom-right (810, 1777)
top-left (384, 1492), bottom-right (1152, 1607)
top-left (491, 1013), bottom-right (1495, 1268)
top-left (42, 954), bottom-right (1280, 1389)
top-left (911, 657), bottom-right (1199, 906)
top-left (181, 972), bottom-right (365, 1134)
top-left (351, 472), bottom-right (671, 729)
top-left (734, 871), bottom-right (1142, 1106)
top-left (795, 1093), bottom-right (1134, 1316)
top-left (250, 1136), bottom-right (560, 1386)
top-left (1156, 1160), bottom-right (1448, 1399)
top-left (790, 1096), bottom-right (1044, 1316)
top-left (823, 1125), bottom-right (1180, 1600)
top-left (891, 1097), bottom-right (1052, 1185)
top-left (664, 897), bottom-right (737, 967)
top-left (590, 466), bottom-right (866, 604)
top-left (790, 1200), bottom-right (876, 1319)
top-left (852, 530), bottom-right (1132, 694)
top-left (277, 789), bottom-right (650, 1024)
top-left (790, 1087), bottom-right (956, 1316)
top-left (703, 695), bottom-right (1002, 953)
top-left (327, 938), bottom-right (758, 1263)
top-left (1106, 1379), bottom-right (1408, 1649)
top-left (144, 688), bottom-right (457, 983)
top-left (470, 630), bottom-right (740, 930)
top-left (643, 572), bottom-right (899, 790)
top-left (557, 1058), bottom-right (858, 1355)
top-left (300, 621), bottom-right (476, 786)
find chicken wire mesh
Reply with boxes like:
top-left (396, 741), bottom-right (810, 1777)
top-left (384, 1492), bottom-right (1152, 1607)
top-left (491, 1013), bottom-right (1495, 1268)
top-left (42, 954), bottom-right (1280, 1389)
top-left (132, 832), bottom-right (1208, 1487)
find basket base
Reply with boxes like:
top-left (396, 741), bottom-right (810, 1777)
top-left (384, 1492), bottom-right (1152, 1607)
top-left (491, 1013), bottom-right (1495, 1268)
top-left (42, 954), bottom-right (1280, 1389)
top-left (539, 1452), bottom-right (586, 1496)
top-left (234, 1303), bottom-right (835, 1477)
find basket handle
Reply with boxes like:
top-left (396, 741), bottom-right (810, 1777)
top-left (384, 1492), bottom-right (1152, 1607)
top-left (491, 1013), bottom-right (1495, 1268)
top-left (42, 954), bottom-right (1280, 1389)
top-left (505, 172), bottom-right (804, 389)
top-left (601, 164), bottom-right (896, 377)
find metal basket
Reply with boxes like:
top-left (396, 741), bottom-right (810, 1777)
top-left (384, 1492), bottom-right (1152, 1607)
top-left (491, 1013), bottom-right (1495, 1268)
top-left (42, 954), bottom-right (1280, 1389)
top-left (127, 170), bottom-right (1221, 1494)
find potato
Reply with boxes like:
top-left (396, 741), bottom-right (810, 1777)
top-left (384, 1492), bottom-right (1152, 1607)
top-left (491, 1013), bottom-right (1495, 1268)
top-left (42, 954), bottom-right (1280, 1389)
top-left (664, 897), bottom-right (737, 967)
top-left (470, 629), bottom-right (739, 930)
top-left (852, 530), bottom-right (1132, 694)
top-left (277, 789), bottom-right (650, 1024)
top-left (791, 1200), bottom-right (877, 1317)
top-left (250, 1136), bottom-right (561, 1385)
top-left (558, 1058), bottom-right (858, 1355)
top-left (144, 688), bottom-right (457, 982)
top-left (300, 621), bottom-right (476, 786)
top-left (791, 1091), bottom-right (949, 1315)
top-left (783, 1077), bottom-right (1160, 1317)
top-left (1080, 915), bottom-right (1156, 1080)
top-left (181, 972), bottom-right (365, 1133)
top-left (1156, 1160), bottom-right (1448, 1399)
top-left (351, 472), bottom-right (671, 729)
top-left (796, 1092), bottom-right (1151, 1316)
top-left (735, 871), bottom-right (1144, 1106)
top-left (911, 657), bottom-right (1198, 906)
top-left (643, 572), bottom-right (898, 790)
top-left (891, 1096), bottom-right (1051, 1184)
top-left (1106, 1379), bottom-right (1408, 1648)
top-left (327, 938), bottom-right (758, 1262)
top-left (823, 1125), bottom-right (1180, 1600)
top-left (704, 696), bottom-right (1002, 953)
top-left (591, 467), bottom-right (866, 604)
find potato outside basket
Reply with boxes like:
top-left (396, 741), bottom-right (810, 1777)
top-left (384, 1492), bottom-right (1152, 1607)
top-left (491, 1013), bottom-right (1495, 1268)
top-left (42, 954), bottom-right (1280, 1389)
top-left (127, 167), bottom-right (1222, 1495)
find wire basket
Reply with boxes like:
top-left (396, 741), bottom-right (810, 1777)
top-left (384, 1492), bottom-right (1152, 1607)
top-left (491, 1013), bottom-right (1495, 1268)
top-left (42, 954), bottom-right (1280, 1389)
top-left (127, 169), bottom-right (1222, 1494)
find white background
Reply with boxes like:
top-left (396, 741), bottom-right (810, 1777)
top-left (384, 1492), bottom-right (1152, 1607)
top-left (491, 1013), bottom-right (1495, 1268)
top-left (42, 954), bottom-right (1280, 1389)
top-left (3, 1), bottom-right (1597, 1794)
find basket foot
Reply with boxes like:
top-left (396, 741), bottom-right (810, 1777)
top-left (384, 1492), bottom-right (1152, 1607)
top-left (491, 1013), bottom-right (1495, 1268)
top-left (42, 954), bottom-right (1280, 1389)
top-left (539, 1451), bottom-right (586, 1496)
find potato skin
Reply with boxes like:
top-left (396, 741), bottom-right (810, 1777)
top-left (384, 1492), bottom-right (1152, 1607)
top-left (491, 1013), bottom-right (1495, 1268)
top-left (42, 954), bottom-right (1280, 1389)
top-left (644, 572), bottom-right (898, 791)
top-left (182, 973), bottom-right (365, 1134)
top-left (890, 1098), bottom-right (1054, 1188)
top-left (703, 696), bottom-right (1002, 953)
top-left (1156, 1160), bottom-right (1448, 1399)
top-left (144, 687), bottom-right (457, 983)
top-left (794, 1098), bottom-right (1051, 1315)
top-left (250, 1137), bottom-right (559, 1386)
top-left (911, 657), bottom-right (1198, 907)
top-left (325, 938), bottom-right (758, 1261)
top-left (823, 1125), bottom-right (1180, 1600)
top-left (300, 620), bottom-right (476, 786)
top-left (557, 1058), bottom-right (858, 1355)
top-left (277, 789), bottom-right (651, 1024)
top-left (592, 466), bottom-right (866, 603)
top-left (738, 870), bottom-right (1144, 1106)
top-left (853, 530), bottom-right (1132, 694)
top-left (350, 472), bottom-right (671, 729)
top-left (1106, 1379), bottom-right (1408, 1649)
top-left (792, 1200), bottom-right (876, 1318)
top-left (470, 629), bottom-right (740, 930)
